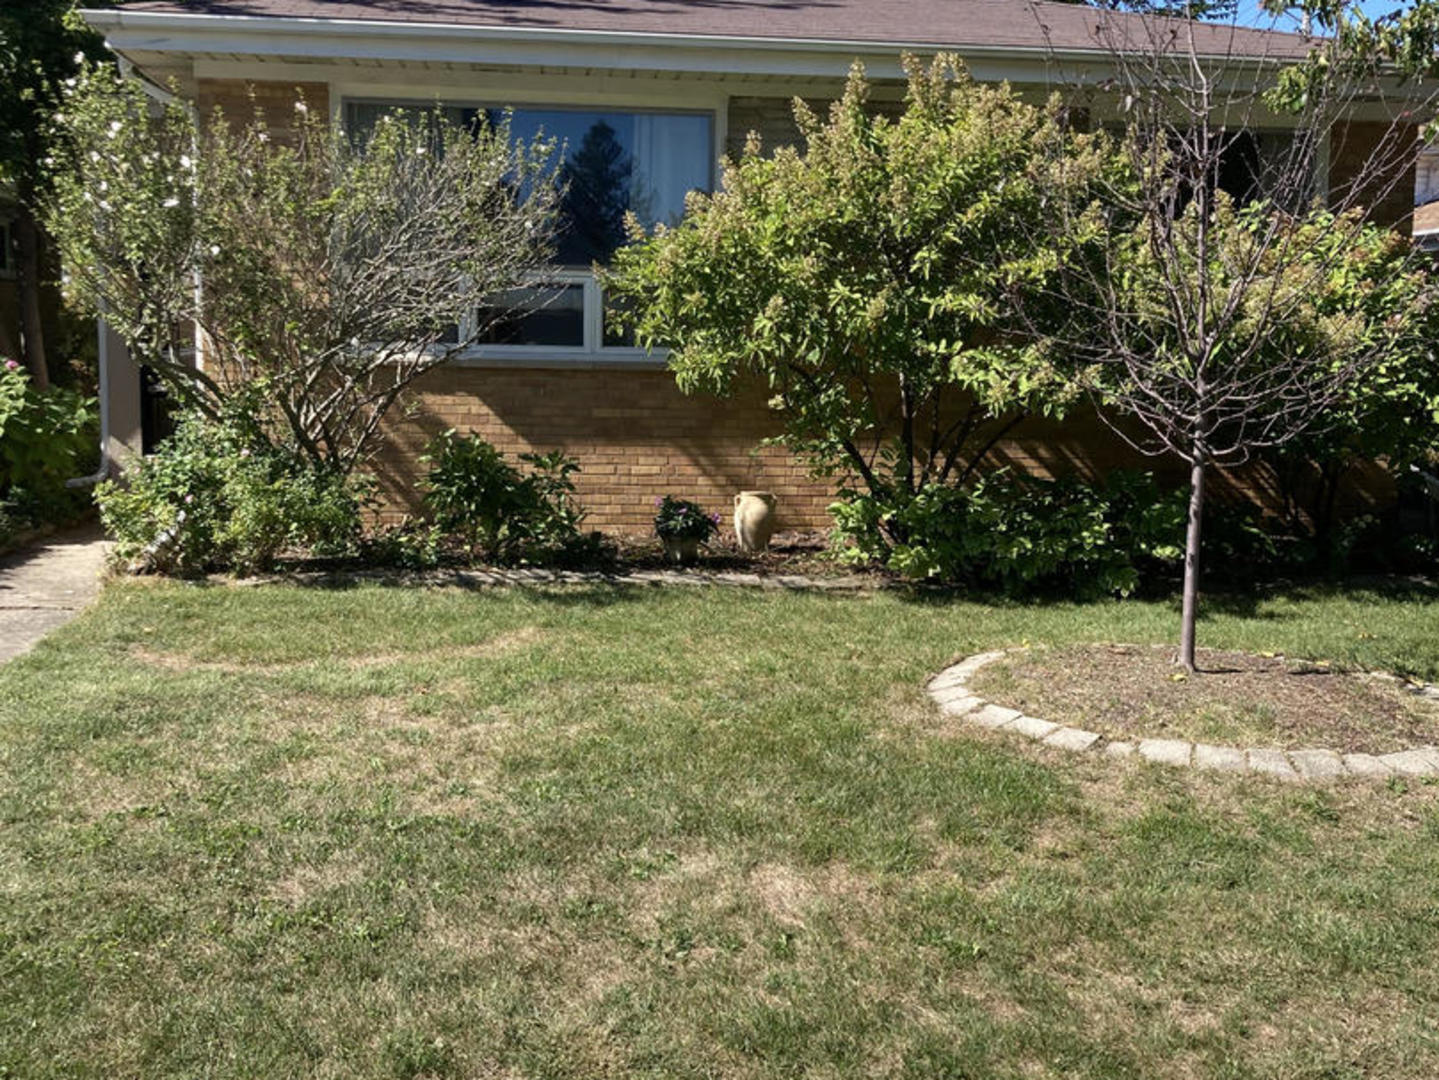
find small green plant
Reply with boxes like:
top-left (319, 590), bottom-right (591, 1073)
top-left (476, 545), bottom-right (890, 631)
top-left (421, 430), bottom-right (587, 564)
top-left (97, 398), bottom-right (363, 574)
top-left (363, 518), bottom-right (445, 570)
top-left (652, 496), bottom-right (720, 543)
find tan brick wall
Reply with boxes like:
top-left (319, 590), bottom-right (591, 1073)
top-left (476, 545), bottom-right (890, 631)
top-left (196, 78), bottom-right (330, 143)
top-left (726, 96), bottom-right (811, 158)
top-left (368, 364), bottom-right (1241, 534)
top-left (371, 367), bottom-right (833, 533)
top-left (725, 94), bottom-right (905, 160)
top-left (1329, 120), bottom-right (1417, 232)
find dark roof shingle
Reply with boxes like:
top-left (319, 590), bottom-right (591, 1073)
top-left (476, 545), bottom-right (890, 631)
top-left (111, 0), bottom-right (1309, 57)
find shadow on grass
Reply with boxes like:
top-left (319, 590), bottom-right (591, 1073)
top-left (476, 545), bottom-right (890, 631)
top-left (891, 571), bottom-right (1439, 620)
top-left (168, 562), bottom-right (1439, 618)
top-left (277, 574), bottom-right (667, 610)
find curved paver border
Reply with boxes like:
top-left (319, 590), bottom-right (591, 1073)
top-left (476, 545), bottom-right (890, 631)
top-left (927, 648), bottom-right (1439, 782)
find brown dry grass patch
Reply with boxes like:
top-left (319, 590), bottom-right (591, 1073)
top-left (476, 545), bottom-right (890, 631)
top-left (126, 626), bottom-right (546, 675)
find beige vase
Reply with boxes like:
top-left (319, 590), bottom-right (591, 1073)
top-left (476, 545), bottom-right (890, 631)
top-left (733, 491), bottom-right (778, 553)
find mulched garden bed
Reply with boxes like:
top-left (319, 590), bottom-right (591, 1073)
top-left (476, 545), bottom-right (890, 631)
top-left (969, 643), bottom-right (1439, 755)
top-left (609, 531), bottom-right (855, 576)
top-left (258, 530), bottom-right (884, 582)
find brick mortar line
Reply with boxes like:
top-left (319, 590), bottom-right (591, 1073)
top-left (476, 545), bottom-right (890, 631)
top-left (926, 648), bottom-right (1439, 783)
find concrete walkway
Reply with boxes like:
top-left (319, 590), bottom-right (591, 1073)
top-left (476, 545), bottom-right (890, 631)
top-left (0, 525), bottom-right (110, 665)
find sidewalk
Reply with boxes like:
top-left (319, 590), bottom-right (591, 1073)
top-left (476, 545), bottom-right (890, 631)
top-left (0, 525), bottom-right (110, 664)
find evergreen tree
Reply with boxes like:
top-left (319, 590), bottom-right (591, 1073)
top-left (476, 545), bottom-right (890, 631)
top-left (558, 121), bottom-right (633, 266)
top-left (1049, 0), bottom-right (1240, 21)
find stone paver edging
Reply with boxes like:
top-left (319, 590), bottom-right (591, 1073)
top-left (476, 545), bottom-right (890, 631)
top-left (927, 648), bottom-right (1439, 782)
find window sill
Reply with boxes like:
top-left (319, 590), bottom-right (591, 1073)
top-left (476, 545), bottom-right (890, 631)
top-left (449, 349), bottom-right (669, 371)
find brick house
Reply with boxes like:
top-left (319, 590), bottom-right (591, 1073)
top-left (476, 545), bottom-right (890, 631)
top-left (81, 0), bottom-right (1417, 533)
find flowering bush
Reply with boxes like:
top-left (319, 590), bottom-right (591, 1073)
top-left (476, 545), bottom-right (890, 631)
top-left (47, 66), bottom-right (561, 478)
top-left (653, 496), bottom-right (720, 543)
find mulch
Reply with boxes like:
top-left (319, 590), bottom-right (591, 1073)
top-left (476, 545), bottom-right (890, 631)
top-left (970, 643), bottom-right (1439, 755)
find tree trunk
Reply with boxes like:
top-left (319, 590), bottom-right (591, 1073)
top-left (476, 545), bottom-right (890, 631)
top-left (1314, 459), bottom-right (1346, 573)
top-left (1177, 450), bottom-right (1206, 673)
top-left (0, 313), bottom-right (17, 365)
top-left (14, 208), bottom-right (49, 391)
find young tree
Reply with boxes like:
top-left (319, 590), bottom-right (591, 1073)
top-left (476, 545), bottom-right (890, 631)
top-left (1029, 4), bottom-right (1439, 670)
top-left (0, 0), bottom-right (113, 388)
top-left (605, 56), bottom-right (1113, 550)
top-left (45, 68), bottom-right (561, 475)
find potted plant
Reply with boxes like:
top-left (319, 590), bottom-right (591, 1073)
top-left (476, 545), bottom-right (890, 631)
top-left (653, 495), bottom-right (719, 565)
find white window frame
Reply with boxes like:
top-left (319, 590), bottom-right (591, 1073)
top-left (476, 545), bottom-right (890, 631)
top-left (339, 93), bottom-right (722, 367)
top-left (462, 268), bottom-right (594, 358)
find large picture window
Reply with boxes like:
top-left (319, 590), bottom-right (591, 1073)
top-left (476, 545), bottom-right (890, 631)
top-left (344, 101), bottom-right (714, 354)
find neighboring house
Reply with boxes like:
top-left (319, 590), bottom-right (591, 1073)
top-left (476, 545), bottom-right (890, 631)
top-left (82, 0), bottom-right (1419, 532)
top-left (1414, 146), bottom-right (1439, 250)
top-left (1415, 199), bottom-right (1439, 252)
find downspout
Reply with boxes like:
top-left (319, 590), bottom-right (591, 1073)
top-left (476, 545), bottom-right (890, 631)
top-left (1409, 464), bottom-right (1439, 543)
top-left (65, 312), bottom-right (113, 488)
top-left (1411, 465), bottom-right (1439, 504)
top-left (1412, 464), bottom-right (1439, 496)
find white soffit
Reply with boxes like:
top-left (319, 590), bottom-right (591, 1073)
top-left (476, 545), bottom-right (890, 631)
top-left (81, 9), bottom-right (1126, 84)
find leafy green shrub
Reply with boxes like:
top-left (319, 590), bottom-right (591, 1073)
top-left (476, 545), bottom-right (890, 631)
top-left (0, 359), bottom-right (98, 532)
top-left (421, 430), bottom-right (589, 564)
top-left (97, 402), bottom-right (362, 574)
top-left (832, 470), bottom-right (1186, 596)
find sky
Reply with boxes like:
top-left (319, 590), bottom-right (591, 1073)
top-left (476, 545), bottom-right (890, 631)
top-left (1233, 0), bottom-right (1414, 27)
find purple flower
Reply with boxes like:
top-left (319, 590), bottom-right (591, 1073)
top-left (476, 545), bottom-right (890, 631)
top-left (3, 359), bottom-right (17, 372)
top-left (184, 493), bottom-right (194, 504)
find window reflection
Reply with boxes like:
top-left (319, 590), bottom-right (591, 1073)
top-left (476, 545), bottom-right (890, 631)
top-left (476, 283), bottom-right (585, 347)
top-left (346, 102), bottom-right (712, 267)
top-left (344, 101), bottom-right (712, 349)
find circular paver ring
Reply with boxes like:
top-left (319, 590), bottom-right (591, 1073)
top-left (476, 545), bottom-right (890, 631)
top-left (927, 648), bottom-right (1439, 782)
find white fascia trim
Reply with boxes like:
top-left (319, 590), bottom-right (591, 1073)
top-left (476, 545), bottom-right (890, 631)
top-left (80, 8), bottom-right (1060, 58)
top-left (78, 8), bottom-right (1273, 78)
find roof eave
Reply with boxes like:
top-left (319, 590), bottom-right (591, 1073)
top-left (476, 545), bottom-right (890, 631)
top-left (78, 7), bottom-right (1290, 76)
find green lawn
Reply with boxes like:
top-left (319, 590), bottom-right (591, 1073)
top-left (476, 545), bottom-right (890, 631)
top-left (3, 579), bottom-right (1439, 1079)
